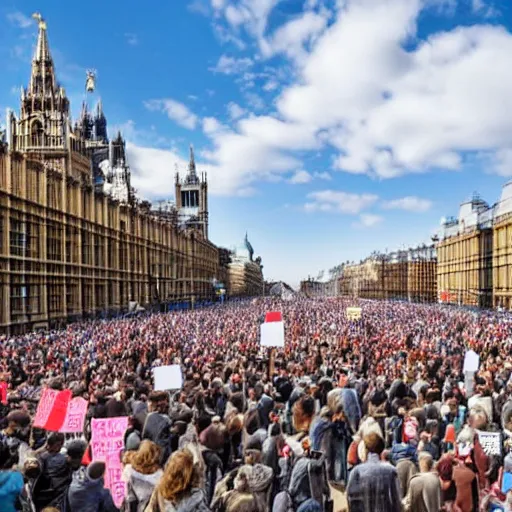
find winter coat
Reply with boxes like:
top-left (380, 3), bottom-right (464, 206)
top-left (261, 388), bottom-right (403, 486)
top-left (402, 472), bottom-right (441, 512)
top-left (347, 454), bottom-right (402, 512)
top-left (146, 488), bottom-right (210, 512)
top-left (33, 451), bottom-right (72, 511)
top-left (0, 470), bottom-right (24, 512)
top-left (122, 465), bottom-right (162, 512)
top-left (67, 467), bottom-right (118, 512)
top-left (309, 417), bottom-right (352, 485)
top-left (142, 413), bottom-right (172, 465)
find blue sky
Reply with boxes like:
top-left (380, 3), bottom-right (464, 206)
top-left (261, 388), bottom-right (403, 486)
top-left (1, 0), bottom-right (512, 286)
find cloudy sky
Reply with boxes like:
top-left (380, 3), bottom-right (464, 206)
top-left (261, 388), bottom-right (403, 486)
top-left (1, 0), bottom-right (511, 285)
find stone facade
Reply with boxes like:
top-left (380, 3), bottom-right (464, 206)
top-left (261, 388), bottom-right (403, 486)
top-left (0, 16), bottom-right (219, 333)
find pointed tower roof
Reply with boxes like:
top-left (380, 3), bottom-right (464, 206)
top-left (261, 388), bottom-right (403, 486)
top-left (188, 144), bottom-right (197, 176)
top-left (96, 99), bottom-right (105, 119)
top-left (29, 13), bottom-right (57, 97)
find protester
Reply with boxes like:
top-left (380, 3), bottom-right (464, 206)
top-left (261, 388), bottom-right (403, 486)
top-left (1, 297), bottom-right (512, 510)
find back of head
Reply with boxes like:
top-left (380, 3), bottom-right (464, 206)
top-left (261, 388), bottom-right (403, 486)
top-left (158, 448), bottom-right (196, 502)
top-left (87, 461), bottom-right (106, 480)
top-left (364, 432), bottom-right (384, 456)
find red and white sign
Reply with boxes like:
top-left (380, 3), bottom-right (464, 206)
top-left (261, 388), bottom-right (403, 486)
top-left (33, 388), bottom-right (87, 433)
top-left (261, 311), bottom-right (285, 347)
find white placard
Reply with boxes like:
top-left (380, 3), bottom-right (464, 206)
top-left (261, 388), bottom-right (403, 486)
top-left (346, 307), bottom-right (362, 321)
top-left (463, 350), bottom-right (480, 373)
top-left (153, 365), bottom-right (183, 391)
top-left (260, 321), bottom-right (285, 348)
top-left (476, 430), bottom-right (502, 456)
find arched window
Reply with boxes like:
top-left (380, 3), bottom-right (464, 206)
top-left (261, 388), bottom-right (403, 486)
top-left (31, 121), bottom-right (44, 147)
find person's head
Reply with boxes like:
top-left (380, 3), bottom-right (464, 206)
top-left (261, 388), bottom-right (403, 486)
top-left (87, 461), bottom-right (106, 480)
top-left (130, 440), bottom-right (161, 475)
top-left (363, 432), bottom-right (385, 456)
top-left (253, 383), bottom-right (264, 400)
top-left (148, 391), bottom-right (169, 414)
top-left (66, 440), bottom-right (87, 471)
top-left (158, 449), bottom-right (197, 502)
top-left (0, 437), bottom-right (19, 470)
top-left (418, 451), bottom-right (434, 473)
top-left (6, 410), bottom-right (31, 438)
top-left (46, 432), bottom-right (65, 454)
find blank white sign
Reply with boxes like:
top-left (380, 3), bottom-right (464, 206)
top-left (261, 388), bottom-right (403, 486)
top-left (260, 321), bottom-right (285, 347)
top-left (463, 350), bottom-right (480, 373)
top-left (153, 365), bottom-right (183, 391)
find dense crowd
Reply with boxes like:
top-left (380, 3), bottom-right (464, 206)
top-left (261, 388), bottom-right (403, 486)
top-left (0, 297), bottom-right (512, 511)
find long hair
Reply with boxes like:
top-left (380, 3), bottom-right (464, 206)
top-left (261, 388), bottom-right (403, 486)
top-left (158, 448), bottom-right (197, 502)
top-left (129, 440), bottom-right (161, 475)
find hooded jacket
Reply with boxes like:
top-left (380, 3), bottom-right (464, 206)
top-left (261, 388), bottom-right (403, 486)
top-left (0, 470), bottom-right (24, 512)
top-left (123, 465), bottom-right (163, 512)
top-left (67, 467), bottom-right (118, 512)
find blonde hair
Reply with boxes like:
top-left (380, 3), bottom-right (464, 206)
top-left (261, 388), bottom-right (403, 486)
top-left (158, 448), bottom-right (197, 502)
top-left (129, 440), bottom-right (161, 475)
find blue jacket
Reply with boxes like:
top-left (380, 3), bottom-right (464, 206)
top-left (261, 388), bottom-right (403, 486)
top-left (0, 471), bottom-right (24, 512)
top-left (67, 468), bottom-right (118, 512)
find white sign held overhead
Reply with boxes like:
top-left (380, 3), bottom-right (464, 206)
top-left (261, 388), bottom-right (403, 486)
top-left (463, 350), bottom-right (480, 373)
top-left (260, 321), bottom-right (285, 348)
top-left (153, 365), bottom-right (183, 391)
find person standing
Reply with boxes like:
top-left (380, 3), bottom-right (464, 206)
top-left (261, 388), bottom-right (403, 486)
top-left (347, 433), bottom-right (402, 512)
top-left (402, 452), bottom-right (441, 512)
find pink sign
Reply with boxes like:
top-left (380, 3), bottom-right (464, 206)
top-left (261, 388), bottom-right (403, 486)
top-left (60, 397), bottom-right (88, 433)
top-left (91, 417), bottom-right (128, 508)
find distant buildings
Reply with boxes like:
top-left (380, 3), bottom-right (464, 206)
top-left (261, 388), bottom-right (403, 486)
top-left (228, 234), bottom-right (264, 297)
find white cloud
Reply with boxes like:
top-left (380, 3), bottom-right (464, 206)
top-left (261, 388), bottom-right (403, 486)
top-left (289, 170), bottom-right (313, 184)
top-left (210, 55), bottom-right (253, 75)
top-left (226, 102), bottom-right (247, 120)
top-left (488, 148), bottom-right (512, 177)
top-left (261, 10), bottom-right (329, 62)
top-left (355, 214), bottom-right (384, 228)
top-left (276, 0), bottom-right (512, 180)
top-left (305, 190), bottom-right (378, 214)
top-left (382, 196), bottom-right (433, 212)
top-left (7, 12), bottom-right (33, 29)
top-left (125, 33), bottom-right (139, 46)
top-left (313, 171), bottom-right (331, 180)
top-left (263, 80), bottom-right (279, 91)
top-left (144, 99), bottom-right (198, 130)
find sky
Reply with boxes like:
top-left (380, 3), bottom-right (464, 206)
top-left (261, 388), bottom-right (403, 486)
top-left (0, 0), bottom-right (511, 286)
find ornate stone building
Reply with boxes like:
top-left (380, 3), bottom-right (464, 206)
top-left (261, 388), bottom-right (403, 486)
top-left (228, 234), bottom-right (264, 297)
top-left (437, 194), bottom-right (493, 308)
top-left (0, 15), bottom-right (219, 333)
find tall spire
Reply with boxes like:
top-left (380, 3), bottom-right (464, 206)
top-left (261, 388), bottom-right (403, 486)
top-left (188, 144), bottom-right (196, 176)
top-left (29, 13), bottom-right (57, 98)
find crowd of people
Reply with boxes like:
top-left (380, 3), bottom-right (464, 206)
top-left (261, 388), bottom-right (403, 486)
top-left (0, 297), bottom-right (512, 511)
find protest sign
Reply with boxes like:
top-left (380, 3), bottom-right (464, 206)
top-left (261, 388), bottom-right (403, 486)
top-left (476, 430), bottom-right (502, 456)
top-left (60, 397), bottom-right (88, 433)
top-left (33, 388), bottom-right (72, 431)
top-left (346, 307), bottom-right (362, 321)
top-left (261, 311), bottom-right (285, 348)
top-left (91, 416), bottom-right (128, 508)
top-left (0, 381), bottom-right (7, 405)
top-left (463, 350), bottom-right (480, 373)
top-left (33, 389), bottom-right (88, 433)
top-left (153, 365), bottom-right (183, 391)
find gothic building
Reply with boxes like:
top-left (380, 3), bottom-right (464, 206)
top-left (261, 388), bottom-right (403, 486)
top-left (175, 146), bottom-right (208, 238)
top-left (0, 15), bottom-right (219, 333)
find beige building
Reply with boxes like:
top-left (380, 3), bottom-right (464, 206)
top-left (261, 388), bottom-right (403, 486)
top-left (228, 234), bottom-right (264, 297)
top-left (0, 16), bottom-right (219, 333)
top-left (437, 195), bottom-right (493, 308)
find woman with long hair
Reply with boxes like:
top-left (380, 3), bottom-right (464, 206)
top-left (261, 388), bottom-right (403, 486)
top-left (123, 440), bottom-right (163, 512)
top-left (146, 448), bottom-right (209, 512)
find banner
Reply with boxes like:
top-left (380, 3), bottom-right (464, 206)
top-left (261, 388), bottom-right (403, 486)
top-left (33, 388), bottom-right (87, 433)
top-left (91, 416), bottom-right (129, 509)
